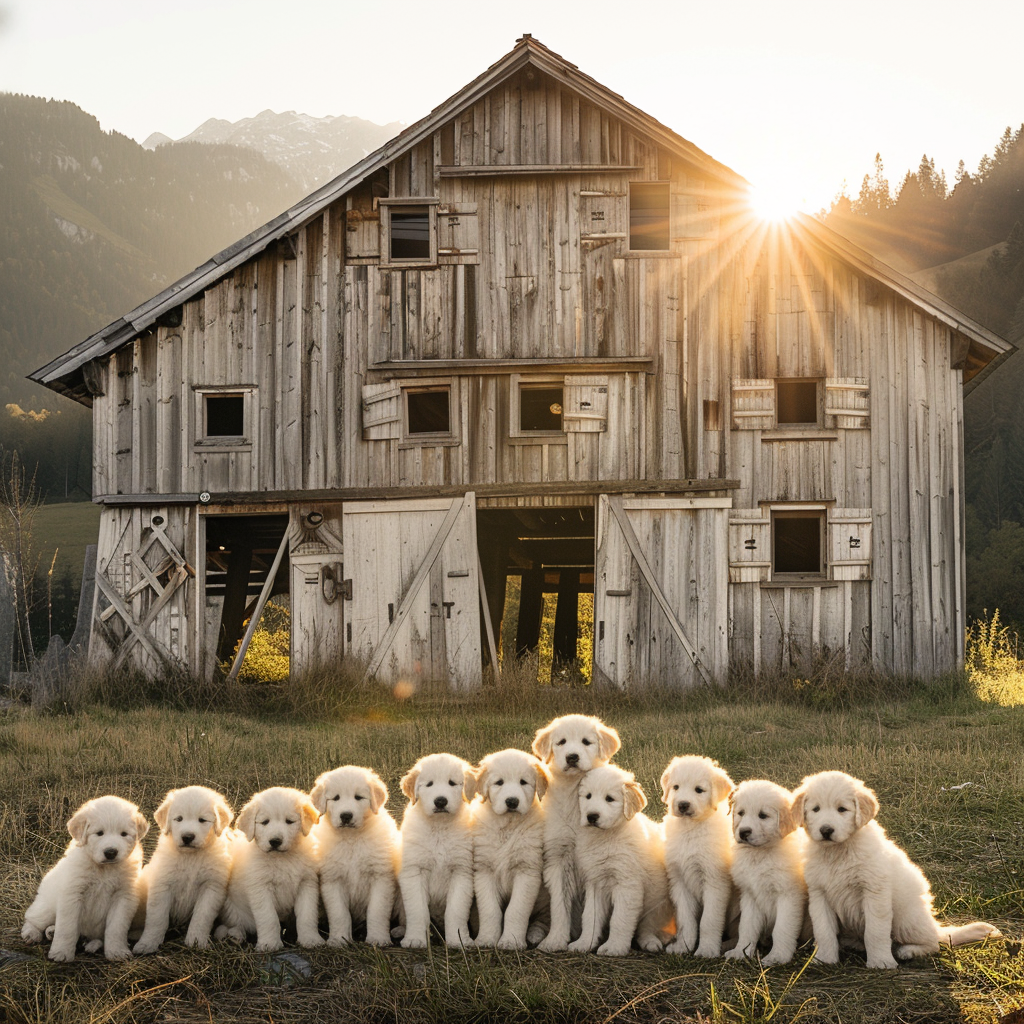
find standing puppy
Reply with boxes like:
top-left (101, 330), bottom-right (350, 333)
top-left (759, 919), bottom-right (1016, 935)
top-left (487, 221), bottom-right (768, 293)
top-left (22, 795), bottom-right (149, 962)
top-left (662, 755), bottom-right (736, 957)
top-left (532, 714), bottom-right (621, 951)
top-left (310, 765), bottom-right (400, 947)
top-left (398, 753), bottom-right (478, 948)
top-left (134, 786), bottom-right (235, 954)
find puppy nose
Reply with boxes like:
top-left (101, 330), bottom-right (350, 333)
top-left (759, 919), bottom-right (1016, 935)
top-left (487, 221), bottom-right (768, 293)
top-left (505, 797), bottom-right (519, 810)
top-left (739, 827), bottom-right (752, 841)
top-left (587, 812), bottom-right (600, 825)
top-left (433, 795), bottom-right (448, 809)
top-left (678, 801), bottom-right (690, 814)
top-left (181, 833), bottom-right (195, 845)
top-left (269, 836), bottom-right (283, 849)
top-left (103, 847), bottom-right (118, 861)
top-left (819, 825), bottom-right (834, 840)
top-left (565, 753), bottom-right (580, 765)
top-left (340, 811), bottom-right (353, 825)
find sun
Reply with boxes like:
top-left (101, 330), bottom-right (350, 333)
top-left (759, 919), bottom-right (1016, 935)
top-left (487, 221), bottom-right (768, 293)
top-left (748, 179), bottom-right (807, 223)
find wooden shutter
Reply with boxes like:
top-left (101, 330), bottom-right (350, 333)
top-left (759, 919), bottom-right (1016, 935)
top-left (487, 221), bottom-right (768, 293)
top-left (728, 509), bottom-right (771, 583)
top-left (825, 378), bottom-right (870, 429)
top-left (563, 375), bottom-right (609, 432)
top-left (829, 508), bottom-right (872, 580)
top-left (580, 190), bottom-right (626, 245)
top-left (731, 379), bottom-right (775, 430)
top-left (437, 203), bottom-right (479, 263)
top-left (361, 381), bottom-right (401, 440)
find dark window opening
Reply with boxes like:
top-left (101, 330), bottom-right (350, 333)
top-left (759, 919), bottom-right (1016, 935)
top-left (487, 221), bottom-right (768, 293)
top-left (777, 379), bottom-right (819, 425)
top-left (629, 182), bottom-right (670, 250)
top-left (205, 394), bottom-right (244, 437)
top-left (407, 388), bottom-right (451, 434)
top-left (773, 512), bottom-right (824, 576)
top-left (520, 385), bottom-right (563, 432)
top-left (390, 207), bottom-right (431, 260)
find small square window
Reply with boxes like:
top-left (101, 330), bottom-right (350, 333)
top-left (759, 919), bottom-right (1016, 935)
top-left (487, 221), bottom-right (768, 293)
top-left (520, 385), bottom-right (563, 432)
top-left (772, 511), bottom-right (825, 578)
top-left (629, 182), bottom-right (670, 250)
top-left (390, 207), bottom-right (431, 260)
top-left (406, 388), bottom-right (451, 435)
top-left (205, 393), bottom-right (244, 437)
top-left (776, 379), bottom-right (819, 426)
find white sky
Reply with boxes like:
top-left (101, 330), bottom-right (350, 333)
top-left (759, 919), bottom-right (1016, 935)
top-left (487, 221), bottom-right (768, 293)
top-left (1, 0), bottom-right (1020, 213)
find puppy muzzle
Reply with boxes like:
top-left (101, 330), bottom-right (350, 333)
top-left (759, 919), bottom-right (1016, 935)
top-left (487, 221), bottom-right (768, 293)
top-left (268, 836), bottom-right (284, 851)
top-left (818, 825), bottom-right (835, 842)
top-left (103, 847), bottom-right (119, 861)
top-left (738, 827), bottom-right (753, 843)
top-left (675, 801), bottom-right (692, 817)
top-left (562, 753), bottom-right (581, 772)
top-left (432, 796), bottom-right (449, 813)
top-left (505, 797), bottom-right (520, 812)
top-left (339, 812), bottom-right (354, 827)
top-left (586, 812), bottom-right (601, 827)
top-left (180, 833), bottom-right (196, 847)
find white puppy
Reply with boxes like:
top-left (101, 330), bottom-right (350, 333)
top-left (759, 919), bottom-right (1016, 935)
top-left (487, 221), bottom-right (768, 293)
top-left (472, 748), bottom-right (549, 949)
top-left (134, 786), bottom-right (235, 954)
top-left (398, 753), bottom-right (478, 948)
top-left (794, 770), bottom-right (1001, 969)
top-left (661, 755), bottom-right (736, 957)
top-left (310, 765), bottom-right (400, 947)
top-left (724, 779), bottom-right (810, 966)
top-left (22, 795), bottom-right (149, 962)
top-left (214, 786), bottom-right (323, 952)
top-left (532, 714), bottom-right (621, 951)
top-left (570, 765), bottom-right (672, 956)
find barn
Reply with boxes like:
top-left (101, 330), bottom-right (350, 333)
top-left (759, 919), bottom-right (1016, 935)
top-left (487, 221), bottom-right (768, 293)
top-left (30, 36), bottom-right (1013, 688)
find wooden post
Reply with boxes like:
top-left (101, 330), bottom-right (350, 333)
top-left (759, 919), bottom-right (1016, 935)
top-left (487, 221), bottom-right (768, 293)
top-left (515, 568), bottom-right (544, 656)
top-left (216, 542), bottom-right (253, 665)
top-left (553, 568), bottom-right (579, 670)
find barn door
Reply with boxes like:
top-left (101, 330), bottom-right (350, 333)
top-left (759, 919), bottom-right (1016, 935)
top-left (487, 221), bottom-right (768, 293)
top-left (289, 506), bottom-right (345, 677)
top-left (593, 494), bottom-right (730, 689)
top-left (342, 493), bottom-right (481, 689)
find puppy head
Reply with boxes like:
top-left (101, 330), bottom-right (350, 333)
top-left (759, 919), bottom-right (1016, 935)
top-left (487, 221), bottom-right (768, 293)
top-left (310, 766), bottom-right (388, 830)
top-left (476, 749), bottom-right (549, 816)
top-left (67, 795), bottom-right (149, 866)
top-left (531, 714), bottom-right (621, 776)
top-left (579, 765), bottom-right (647, 830)
top-left (731, 779), bottom-right (797, 848)
top-left (792, 770), bottom-right (879, 844)
top-left (401, 753), bottom-right (478, 818)
top-left (154, 786), bottom-right (233, 851)
top-left (235, 787), bottom-right (319, 852)
top-left (660, 755), bottom-right (734, 820)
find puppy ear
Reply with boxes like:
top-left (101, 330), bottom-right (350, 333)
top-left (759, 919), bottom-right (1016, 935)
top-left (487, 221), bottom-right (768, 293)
top-left (154, 792), bottom-right (174, 834)
top-left (462, 764), bottom-right (480, 802)
top-left (400, 766), bottom-right (420, 804)
top-left (534, 759), bottom-right (551, 801)
top-left (214, 797), bottom-right (234, 835)
top-left (790, 787), bottom-right (806, 827)
top-left (133, 810), bottom-right (150, 840)
top-left (299, 799), bottom-right (319, 836)
top-left (777, 792), bottom-right (798, 837)
top-left (309, 774), bottom-right (329, 815)
top-left (67, 804), bottom-right (91, 845)
top-left (855, 782), bottom-right (879, 827)
top-left (368, 773), bottom-right (389, 814)
top-left (236, 798), bottom-right (258, 842)
top-left (622, 779), bottom-right (648, 820)
top-left (475, 761), bottom-right (491, 804)
top-left (532, 723), bottom-right (554, 762)
top-left (710, 764), bottom-right (735, 807)
top-left (660, 763), bottom-right (674, 805)
top-left (596, 722), bottom-right (621, 762)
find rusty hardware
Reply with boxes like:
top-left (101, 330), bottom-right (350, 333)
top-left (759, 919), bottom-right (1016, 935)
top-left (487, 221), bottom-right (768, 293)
top-left (849, 537), bottom-right (861, 549)
top-left (599, 620), bottom-right (605, 641)
top-left (744, 538), bottom-right (757, 550)
top-left (346, 622), bottom-right (352, 643)
top-left (388, 603), bottom-right (394, 624)
top-left (442, 601), bottom-right (455, 619)
top-left (447, 569), bottom-right (470, 578)
top-left (341, 578), bottom-right (353, 600)
top-left (605, 589), bottom-right (631, 597)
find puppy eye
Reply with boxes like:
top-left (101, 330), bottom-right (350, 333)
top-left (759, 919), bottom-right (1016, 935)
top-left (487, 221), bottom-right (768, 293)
top-left (354, 795), bottom-right (364, 801)
top-left (582, 738), bottom-right (592, 746)
top-left (285, 819), bottom-right (295, 825)
top-left (605, 795), bottom-right (614, 803)
top-left (520, 779), bottom-right (528, 786)
top-left (585, 793), bottom-right (592, 800)
top-left (758, 811), bottom-right (768, 820)
top-left (737, 809), bottom-right (745, 816)
top-left (426, 781), bottom-right (434, 788)
top-left (449, 780), bottom-right (458, 787)
top-left (556, 738), bottom-right (567, 746)
top-left (332, 795), bottom-right (340, 801)
top-left (96, 831), bottom-right (104, 837)
top-left (673, 784), bottom-right (679, 791)
top-left (838, 806), bottom-right (848, 814)
top-left (174, 816), bottom-right (183, 823)
top-left (198, 818), bottom-right (207, 824)
top-left (812, 806), bottom-right (820, 814)
top-left (121, 831), bottom-right (129, 837)
top-left (495, 779), bottom-right (504, 787)
top-left (695, 787), bottom-right (705, 794)
top-left (261, 819), bottom-right (270, 826)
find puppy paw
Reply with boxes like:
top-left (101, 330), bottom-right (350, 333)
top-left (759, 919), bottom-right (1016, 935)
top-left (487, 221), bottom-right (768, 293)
top-left (566, 939), bottom-right (592, 954)
top-left (83, 939), bottom-right (104, 955)
top-left (723, 947), bottom-right (746, 961)
top-left (133, 938), bottom-right (160, 956)
top-left (184, 933), bottom-right (211, 950)
top-left (538, 935), bottom-right (567, 953)
top-left (365, 933), bottom-right (392, 948)
top-left (866, 955), bottom-right (898, 970)
top-left (298, 934), bottom-right (325, 949)
top-left (327, 935), bottom-right (352, 948)
top-left (474, 931), bottom-right (501, 948)
top-left (761, 953), bottom-right (791, 967)
top-left (256, 938), bottom-right (284, 953)
top-left (496, 935), bottom-right (526, 951)
top-left (596, 941), bottom-right (630, 957)
top-left (105, 944), bottom-right (133, 961)
top-left (44, 926), bottom-right (55, 941)
top-left (637, 935), bottom-right (664, 953)
top-left (694, 943), bottom-right (721, 959)
top-left (812, 951), bottom-right (839, 965)
top-left (665, 939), bottom-right (693, 956)
top-left (21, 923), bottom-right (44, 944)
top-left (446, 936), bottom-right (474, 949)
top-left (401, 935), bottom-right (428, 950)
top-left (48, 946), bottom-right (75, 962)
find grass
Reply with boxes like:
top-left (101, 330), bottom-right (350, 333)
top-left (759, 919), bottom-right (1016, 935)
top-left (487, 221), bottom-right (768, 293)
top-left (31, 500), bottom-right (101, 595)
top-left (1, 667), bottom-right (1022, 1024)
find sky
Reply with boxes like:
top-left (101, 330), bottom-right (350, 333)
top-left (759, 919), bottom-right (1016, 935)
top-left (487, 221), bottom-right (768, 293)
top-left (1, 0), bottom-right (1021, 214)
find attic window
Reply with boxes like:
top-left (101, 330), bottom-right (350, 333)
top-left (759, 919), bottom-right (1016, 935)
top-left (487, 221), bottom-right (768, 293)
top-left (205, 393), bottom-right (244, 437)
top-left (406, 387), bottom-right (451, 435)
top-left (776, 379), bottom-right (819, 426)
top-left (520, 384), bottom-right (563, 433)
top-left (381, 198), bottom-right (439, 265)
top-left (772, 510), bottom-right (825, 578)
top-left (194, 386), bottom-right (254, 451)
top-left (629, 182), bottom-right (670, 250)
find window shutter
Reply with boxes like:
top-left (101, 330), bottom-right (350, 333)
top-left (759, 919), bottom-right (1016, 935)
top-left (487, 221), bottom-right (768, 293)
top-left (731, 379), bottom-right (775, 430)
top-left (436, 203), bottom-right (479, 262)
top-left (361, 381), bottom-right (401, 440)
top-left (728, 509), bottom-right (771, 582)
top-left (580, 191), bottom-right (627, 244)
top-left (563, 375), bottom-right (609, 432)
top-left (825, 378), bottom-right (870, 429)
top-left (828, 508), bottom-right (872, 579)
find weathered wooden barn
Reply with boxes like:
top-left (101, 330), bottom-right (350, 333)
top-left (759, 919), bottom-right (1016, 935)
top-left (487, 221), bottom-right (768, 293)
top-left (31, 36), bottom-right (1013, 687)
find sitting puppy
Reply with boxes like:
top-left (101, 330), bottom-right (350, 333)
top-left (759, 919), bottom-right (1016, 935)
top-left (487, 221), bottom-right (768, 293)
top-left (724, 779), bottom-right (810, 966)
top-left (532, 714), bottom-right (621, 951)
top-left (398, 753), bottom-right (478, 948)
top-left (794, 770), bottom-right (1001, 969)
top-left (569, 765), bottom-right (672, 956)
top-left (472, 748), bottom-right (549, 949)
top-left (22, 795), bottom-right (149, 962)
top-left (134, 786), bottom-right (235, 954)
top-left (214, 786), bottom-right (323, 952)
top-left (310, 765), bottom-right (400, 947)
top-left (661, 755), bottom-right (736, 957)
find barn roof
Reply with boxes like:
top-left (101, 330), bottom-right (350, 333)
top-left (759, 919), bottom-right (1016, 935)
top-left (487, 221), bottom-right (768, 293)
top-left (30, 34), bottom-right (1013, 403)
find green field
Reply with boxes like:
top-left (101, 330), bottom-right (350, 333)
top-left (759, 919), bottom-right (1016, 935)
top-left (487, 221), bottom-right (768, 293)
top-left (31, 501), bottom-right (101, 593)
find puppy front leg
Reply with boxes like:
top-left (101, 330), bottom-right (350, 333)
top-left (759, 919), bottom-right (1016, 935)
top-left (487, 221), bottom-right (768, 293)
top-left (598, 883), bottom-right (643, 957)
top-left (321, 879), bottom-right (354, 947)
top-left (184, 881), bottom-right (227, 950)
top-left (724, 891), bottom-right (764, 960)
top-left (808, 888), bottom-right (841, 964)
top-left (862, 888), bottom-right (897, 969)
top-left (103, 889), bottom-right (138, 960)
top-left (444, 871), bottom-right (474, 947)
top-left (538, 859), bottom-right (572, 951)
top-left (695, 879), bottom-right (732, 958)
top-left (473, 869), bottom-right (504, 947)
top-left (762, 892), bottom-right (806, 966)
top-left (48, 890), bottom-right (84, 962)
top-left (498, 872), bottom-right (543, 950)
top-left (399, 871), bottom-right (430, 949)
top-left (251, 889), bottom-right (285, 952)
top-left (365, 876), bottom-right (396, 947)
top-left (665, 879), bottom-right (700, 955)
top-left (568, 884), bottom-right (606, 954)
top-left (294, 875), bottom-right (325, 947)
top-left (133, 885), bottom-right (172, 954)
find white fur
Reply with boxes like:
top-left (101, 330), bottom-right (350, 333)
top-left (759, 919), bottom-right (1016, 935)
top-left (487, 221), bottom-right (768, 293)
top-left (397, 753), bottom-right (478, 948)
top-left (531, 714), bottom-right (621, 951)
top-left (570, 765), bottom-right (672, 956)
top-left (134, 786), bottom-right (235, 954)
top-left (724, 779), bottom-right (810, 966)
top-left (214, 786), bottom-right (323, 952)
top-left (795, 770), bottom-right (1001, 969)
top-left (310, 766), bottom-right (400, 947)
top-left (661, 755), bottom-right (736, 957)
top-left (471, 749), bottom-right (549, 949)
top-left (22, 795), bottom-right (149, 962)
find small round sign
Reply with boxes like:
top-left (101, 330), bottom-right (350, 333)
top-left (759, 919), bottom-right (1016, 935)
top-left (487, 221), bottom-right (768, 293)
top-left (198, 491), bottom-right (212, 504)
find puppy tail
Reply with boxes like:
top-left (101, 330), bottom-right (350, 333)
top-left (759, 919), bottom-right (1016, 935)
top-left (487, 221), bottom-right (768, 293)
top-left (938, 921), bottom-right (1002, 947)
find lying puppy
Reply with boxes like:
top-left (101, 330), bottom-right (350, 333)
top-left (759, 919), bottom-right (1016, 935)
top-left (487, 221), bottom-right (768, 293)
top-left (570, 765), bottom-right (672, 956)
top-left (214, 786), bottom-right (323, 952)
top-left (398, 753), bottom-right (478, 948)
top-left (134, 786), bottom-right (235, 954)
top-left (472, 748), bottom-right (549, 949)
top-left (724, 779), bottom-right (810, 966)
top-left (795, 770), bottom-right (1001, 969)
top-left (22, 795), bottom-right (149, 961)
top-left (662, 755), bottom-right (736, 957)
top-left (532, 714), bottom-right (621, 951)
top-left (310, 765), bottom-right (400, 947)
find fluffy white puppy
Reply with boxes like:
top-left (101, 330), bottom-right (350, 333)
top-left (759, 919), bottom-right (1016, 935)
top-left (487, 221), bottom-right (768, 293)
top-left (724, 779), bottom-right (810, 966)
top-left (570, 765), bottom-right (672, 956)
top-left (662, 755), bottom-right (736, 957)
top-left (214, 786), bottom-right (323, 952)
top-left (134, 786), bottom-right (235, 954)
top-left (310, 765), bottom-right (400, 947)
top-left (794, 770), bottom-right (1001, 969)
top-left (532, 714), bottom-right (621, 951)
top-left (398, 753), bottom-right (478, 948)
top-left (22, 795), bottom-right (149, 962)
top-left (472, 748), bottom-right (549, 949)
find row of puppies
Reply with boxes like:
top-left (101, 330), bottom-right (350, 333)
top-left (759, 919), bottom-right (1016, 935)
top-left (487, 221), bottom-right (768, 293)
top-left (21, 714), bottom-right (1000, 966)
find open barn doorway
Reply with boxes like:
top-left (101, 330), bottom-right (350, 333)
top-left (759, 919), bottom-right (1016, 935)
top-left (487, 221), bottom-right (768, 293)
top-left (477, 506), bottom-right (595, 684)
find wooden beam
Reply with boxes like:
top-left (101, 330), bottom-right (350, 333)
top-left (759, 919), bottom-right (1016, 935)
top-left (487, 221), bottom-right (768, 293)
top-left (439, 164), bottom-right (642, 177)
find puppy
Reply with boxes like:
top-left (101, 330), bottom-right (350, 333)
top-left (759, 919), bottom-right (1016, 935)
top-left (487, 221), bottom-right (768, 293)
top-left (214, 786), bottom-right (323, 952)
top-left (532, 714), bottom-right (621, 951)
top-left (724, 779), bottom-right (810, 965)
top-left (398, 753), bottom-right (478, 948)
top-left (134, 786), bottom-right (235, 954)
top-left (472, 748), bottom-right (549, 949)
top-left (22, 795), bottom-right (149, 962)
top-left (794, 770), bottom-right (1001, 969)
top-left (310, 765), bottom-right (400, 947)
top-left (570, 765), bottom-right (672, 956)
top-left (661, 755), bottom-right (736, 957)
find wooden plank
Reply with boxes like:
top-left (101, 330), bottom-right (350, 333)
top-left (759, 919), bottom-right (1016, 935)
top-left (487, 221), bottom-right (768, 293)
top-left (438, 164), bottom-right (643, 176)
